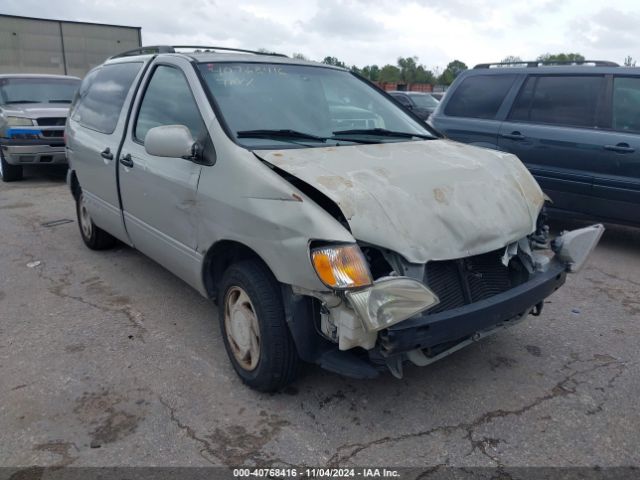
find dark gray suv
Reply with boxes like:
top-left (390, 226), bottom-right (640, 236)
top-left (430, 61), bottom-right (640, 226)
top-left (389, 91), bottom-right (439, 121)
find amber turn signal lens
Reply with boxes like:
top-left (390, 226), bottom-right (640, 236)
top-left (311, 244), bottom-right (373, 289)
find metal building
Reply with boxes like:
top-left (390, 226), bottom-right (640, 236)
top-left (0, 14), bottom-right (141, 77)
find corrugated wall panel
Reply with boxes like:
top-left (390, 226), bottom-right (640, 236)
top-left (0, 16), bottom-right (65, 74)
top-left (0, 15), bottom-right (141, 77)
top-left (61, 23), bottom-right (141, 77)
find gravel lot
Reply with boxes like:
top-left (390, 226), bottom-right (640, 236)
top-left (1, 167), bottom-right (639, 469)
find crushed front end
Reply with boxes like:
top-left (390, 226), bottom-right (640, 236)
top-left (296, 219), bottom-right (604, 379)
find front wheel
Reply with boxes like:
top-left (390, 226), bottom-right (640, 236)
top-left (0, 150), bottom-right (23, 182)
top-left (75, 192), bottom-right (117, 250)
top-left (218, 260), bottom-right (299, 392)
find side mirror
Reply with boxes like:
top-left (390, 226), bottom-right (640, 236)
top-left (144, 125), bottom-right (196, 159)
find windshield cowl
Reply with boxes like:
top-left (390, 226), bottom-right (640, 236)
top-left (234, 128), bottom-right (433, 148)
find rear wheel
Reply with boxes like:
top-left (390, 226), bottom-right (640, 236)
top-left (0, 150), bottom-right (23, 182)
top-left (75, 192), bottom-right (117, 250)
top-left (218, 260), bottom-right (299, 392)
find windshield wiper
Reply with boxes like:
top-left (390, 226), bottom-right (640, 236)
top-left (332, 128), bottom-right (433, 140)
top-left (5, 100), bottom-right (39, 104)
top-left (236, 129), bottom-right (380, 146)
top-left (236, 129), bottom-right (327, 142)
top-left (49, 99), bottom-right (72, 104)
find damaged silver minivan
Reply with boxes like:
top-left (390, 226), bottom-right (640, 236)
top-left (66, 46), bottom-right (603, 391)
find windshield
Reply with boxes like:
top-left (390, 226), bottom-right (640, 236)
top-left (409, 94), bottom-right (439, 109)
top-left (0, 77), bottom-right (80, 105)
top-left (197, 62), bottom-right (436, 148)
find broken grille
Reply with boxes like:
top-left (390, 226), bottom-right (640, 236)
top-left (425, 249), bottom-right (513, 314)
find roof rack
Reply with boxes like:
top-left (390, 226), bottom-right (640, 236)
top-left (474, 60), bottom-right (619, 69)
top-left (109, 45), bottom-right (288, 60)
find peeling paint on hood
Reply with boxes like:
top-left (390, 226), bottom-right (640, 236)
top-left (255, 139), bottom-right (545, 264)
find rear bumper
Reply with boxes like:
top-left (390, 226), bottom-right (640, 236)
top-left (1, 141), bottom-right (66, 165)
top-left (378, 259), bottom-right (567, 356)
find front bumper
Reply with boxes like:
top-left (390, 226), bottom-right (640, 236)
top-left (378, 259), bottom-right (566, 357)
top-left (1, 140), bottom-right (66, 165)
top-left (296, 226), bottom-right (601, 379)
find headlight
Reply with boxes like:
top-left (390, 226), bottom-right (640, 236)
top-left (6, 116), bottom-right (34, 126)
top-left (552, 224), bottom-right (604, 272)
top-left (311, 244), bottom-right (372, 289)
top-left (346, 277), bottom-right (439, 331)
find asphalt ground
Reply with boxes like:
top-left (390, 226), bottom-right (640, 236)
top-left (1, 166), bottom-right (639, 471)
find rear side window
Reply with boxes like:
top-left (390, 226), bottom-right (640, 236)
top-left (444, 75), bottom-right (515, 119)
top-left (509, 75), bottom-right (605, 128)
top-left (72, 62), bottom-right (142, 134)
top-left (612, 77), bottom-right (640, 133)
top-left (134, 65), bottom-right (205, 143)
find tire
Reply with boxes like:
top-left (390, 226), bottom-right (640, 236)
top-left (218, 260), bottom-right (299, 392)
top-left (0, 149), bottom-right (23, 182)
top-left (75, 192), bottom-right (117, 250)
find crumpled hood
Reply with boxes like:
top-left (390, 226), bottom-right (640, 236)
top-left (1, 103), bottom-right (70, 119)
top-left (256, 139), bottom-right (544, 263)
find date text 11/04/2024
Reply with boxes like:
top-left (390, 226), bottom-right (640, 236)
top-left (233, 468), bottom-right (400, 478)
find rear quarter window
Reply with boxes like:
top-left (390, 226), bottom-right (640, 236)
top-left (509, 75), bottom-right (605, 128)
top-left (71, 62), bottom-right (142, 134)
top-left (444, 74), bottom-right (516, 119)
top-left (612, 76), bottom-right (640, 133)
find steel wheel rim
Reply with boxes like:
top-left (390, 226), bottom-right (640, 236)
top-left (224, 286), bottom-right (261, 371)
top-left (79, 194), bottom-right (93, 239)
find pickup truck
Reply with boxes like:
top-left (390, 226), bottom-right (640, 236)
top-left (0, 74), bottom-right (80, 182)
top-left (66, 46), bottom-right (603, 391)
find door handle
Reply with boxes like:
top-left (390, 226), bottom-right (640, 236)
top-left (120, 153), bottom-right (134, 168)
top-left (603, 143), bottom-right (635, 153)
top-left (501, 131), bottom-right (525, 140)
top-left (100, 147), bottom-right (114, 160)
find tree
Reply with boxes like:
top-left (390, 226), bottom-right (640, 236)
top-left (447, 60), bottom-right (468, 76)
top-left (369, 65), bottom-right (380, 81)
top-left (415, 65), bottom-right (436, 84)
top-left (501, 55), bottom-right (523, 64)
top-left (379, 64), bottom-right (401, 83)
top-left (624, 55), bottom-right (637, 67)
top-left (359, 65), bottom-right (381, 81)
top-left (395, 56), bottom-right (436, 85)
top-left (322, 56), bottom-right (347, 68)
top-left (438, 60), bottom-right (468, 86)
top-left (292, 52), bottom-right (309, 60)
top-left (397, 56), bottom-right (419, 84)
top-left (438, 70), bottom-right (454, 86)
top-left (537, 52), bottom-right (585, 63)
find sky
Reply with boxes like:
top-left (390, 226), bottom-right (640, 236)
top-left (1, 0), bottom-right (639, 71)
